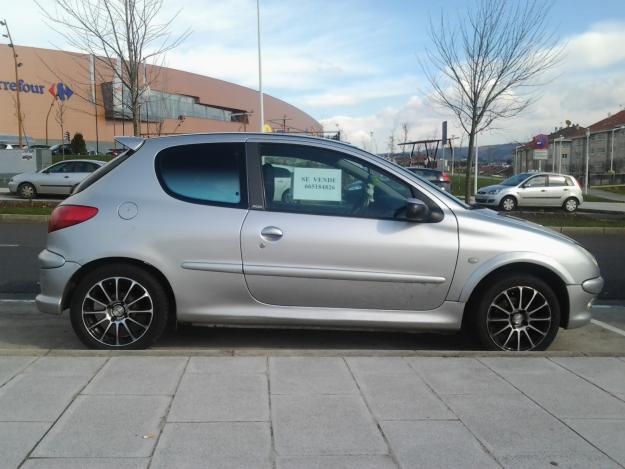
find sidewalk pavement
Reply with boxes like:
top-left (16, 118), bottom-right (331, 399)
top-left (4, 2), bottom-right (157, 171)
top-left (580, 201), bottom-right (625, 213)
top-left (589, 188), bottom-right (625, 203)
top-left (2, 355), bottom-right (625, 468)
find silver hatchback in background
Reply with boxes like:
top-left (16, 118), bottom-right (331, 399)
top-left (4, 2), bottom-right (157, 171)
top-left (476, 172), bottom-right (584, 212)
top-left (36, 134), bottom-right (602, 351)
top-left (8, 159), bottom-right (106, 199)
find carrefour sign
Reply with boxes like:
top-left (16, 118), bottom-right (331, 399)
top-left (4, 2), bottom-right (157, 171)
top-left (0, 79), bottom-right (73, 100)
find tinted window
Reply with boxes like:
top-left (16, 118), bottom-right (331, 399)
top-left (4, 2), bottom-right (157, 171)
top-left (549, 175), bottom-right (567, 186)
top-left (47, 163), bottom-right (72, 173)
top-left (260, 143), bottom-right (422, 220)
top-left (156, 143), bottom-right (246, 207)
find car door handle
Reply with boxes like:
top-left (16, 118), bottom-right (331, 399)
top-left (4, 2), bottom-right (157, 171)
top-left (563, 188), bottom-right (569, 191)
top-left (64, 176), bottom-right (69, 178)
top-left (540, 189), bottom-right (546, 192)
top-left (260, 226), bottom-right (283, 241)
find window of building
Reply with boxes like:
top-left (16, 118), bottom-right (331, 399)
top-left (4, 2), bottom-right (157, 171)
top-left (156, 143), bottom-right (246, 207)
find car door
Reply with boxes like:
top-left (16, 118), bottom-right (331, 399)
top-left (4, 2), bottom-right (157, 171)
top-left (37, 162), bottom-right (75, 195)
top-left (67, 162), bottom-right (98, 190)
top-left (240, 142), bottom-right (459, 311)
top-left (517, 175), bottom-right (548, 207)
top-left (546, 175), bottom-right (569, 207)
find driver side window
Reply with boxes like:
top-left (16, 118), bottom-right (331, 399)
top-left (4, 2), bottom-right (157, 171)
top-left (47, 163), bottom-right (70, 174)
top-left (259, 143), bottom-right (417, 220)
top-left (524, 176), bottom-right (546, 188)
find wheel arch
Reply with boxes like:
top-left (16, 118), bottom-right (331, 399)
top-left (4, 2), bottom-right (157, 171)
top-left (61, 257), bottom-right (177, 324)
top-left (460, 261), bottom-right (571, 329)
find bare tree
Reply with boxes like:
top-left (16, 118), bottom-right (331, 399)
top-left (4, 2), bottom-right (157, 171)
top-left (39, 0), bottom-right (190, 136)
top-left (423, 0), bottom-right (562, 201)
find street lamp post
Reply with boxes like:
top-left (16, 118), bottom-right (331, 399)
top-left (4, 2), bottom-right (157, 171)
top-left (256, 0), bottom-right (264, 132)
top-left (474, 133), bottom-right (479, 195)
top-left (558, 135), bottom-right (564, 173)
top-left (585, 128), bottom-right (591, 194)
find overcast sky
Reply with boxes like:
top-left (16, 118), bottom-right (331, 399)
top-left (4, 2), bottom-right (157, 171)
top-left (7, 0), bottom-right (625, 149)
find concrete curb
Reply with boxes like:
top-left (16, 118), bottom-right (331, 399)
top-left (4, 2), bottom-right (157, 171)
top-left (0, 214), bottom-right (50, 223)
top-left (550, 226), bottom-right (625, 235)
top-left (0, 348), bottom-right (623, 358)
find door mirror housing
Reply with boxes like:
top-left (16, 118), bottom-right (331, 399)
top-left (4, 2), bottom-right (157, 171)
top-left (400, 198), bottom-right (430, 222)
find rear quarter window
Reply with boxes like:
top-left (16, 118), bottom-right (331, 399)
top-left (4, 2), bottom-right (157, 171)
top-left (155, 142), bottom-right (247, 207)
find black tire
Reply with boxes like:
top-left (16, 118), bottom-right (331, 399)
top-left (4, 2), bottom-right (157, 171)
top-left (563, 197), bottom-right (579, 212)
top-left (499, 195), bottom-right (516, 212)
top-left (18, 183), bottom-right (37, 199)
top-left (470, 275), bottom-right (560, 351)
top-left (70, 263), bottom-right (170, 350)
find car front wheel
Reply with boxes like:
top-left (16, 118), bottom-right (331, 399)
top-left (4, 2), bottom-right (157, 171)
top-left (18, 183), bottom-right (37, 199)
top-left (499, 196), bottom-right (517, 212)
top-left (70, 264), bottom-right (170, 349)
top-left (471, 275), bottom-right (560, 351)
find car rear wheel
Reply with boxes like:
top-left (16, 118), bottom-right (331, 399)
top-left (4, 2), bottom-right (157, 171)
top-left (70, 264), bottom-right (170, 350)
top-left (563, 197), bottom-right (579, 212)
top-left (18, 183), bottom-right (36, 199)
top-left (499, 196), bottom-right (516, 212)
top-left (471, 275), bottom-right (560, 351)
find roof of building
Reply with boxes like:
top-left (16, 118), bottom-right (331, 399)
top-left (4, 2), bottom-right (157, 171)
top-left (589, 109), bottom-right (625, 132)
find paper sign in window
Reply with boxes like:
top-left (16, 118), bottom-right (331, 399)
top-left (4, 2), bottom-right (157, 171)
top-left (292, 168), bottom-right (342, 201)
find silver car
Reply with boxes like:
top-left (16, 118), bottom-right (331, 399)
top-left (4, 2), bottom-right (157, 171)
top-left (476, 172), bottom-right (584, 212)
top-left (8, 159), bottom-right (106, 199)
top-left (36, 134), bottom-right (602, 351)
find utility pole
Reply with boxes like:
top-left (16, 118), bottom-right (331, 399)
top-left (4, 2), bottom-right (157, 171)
top-left (585, 128), bottom-right (591, 194)
top-left (1, 20), bottom-right (23, 147)
top-left (256, 0), bottom-right (264, 132)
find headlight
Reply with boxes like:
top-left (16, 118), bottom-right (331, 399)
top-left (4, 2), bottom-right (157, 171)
top-left (487, 189), bottom-right (501, 194)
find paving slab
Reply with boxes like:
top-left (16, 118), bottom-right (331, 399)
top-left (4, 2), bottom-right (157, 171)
top-left (564, 419), bottom-right (625, 466)
top-left (0, 356), bottom-right (36, 386)
top-left (381, 420), bottom-right (499, 469)
top-left (21, 458), bottom-right (149, 469)
top-left (150, 422), bottom-right (272, 469)
top-left (269, 357), bottom-right (358, 395)
top-left (0, 422), bottom-right (50, 469)
top-left (551, 357), bottom-right (625, 395)
top-left (23, 356), bottom-right (107, 376)
top-left (0, 373), bottom-right (88, 421)
top-left (277, 455), bottom-right (398, 469)
top-left (353, 371), bottom-right (454, 420)
top-left (187, 356), bottom-right (266, 374)
top-left (408, 357), bottom-right (518, 395)
top-left (32, 395), bottom-right (170, 458)
top-left (168, 372), bottom-right (269, 422)
top-left (83, 357), bottom-right (187, 395)
top-left (481, 357), bottom-right (625, 419)
top-left (443, 392), bottom-right (616, 466)
top-left (345, 357), bottom-right (413, 374)
top-left (272, 393), bottom-right (387, 456)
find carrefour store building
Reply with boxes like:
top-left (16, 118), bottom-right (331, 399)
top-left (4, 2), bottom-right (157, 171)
top-left (0, 45), bottom-right (322, 151)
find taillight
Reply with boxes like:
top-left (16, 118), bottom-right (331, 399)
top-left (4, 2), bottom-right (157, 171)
top-left (49, 205), bottom-right (98, 233)
top-left (441, 172), bottom-right (450, 182)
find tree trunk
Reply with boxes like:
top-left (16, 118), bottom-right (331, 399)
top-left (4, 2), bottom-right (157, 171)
top-left (132, 100), bottom-right (141, 136)
top-left (464, 130), bottom-right (475, 203)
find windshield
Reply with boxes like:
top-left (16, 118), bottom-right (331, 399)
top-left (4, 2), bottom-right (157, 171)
top-left (501, 173), bottom-right (532, 186)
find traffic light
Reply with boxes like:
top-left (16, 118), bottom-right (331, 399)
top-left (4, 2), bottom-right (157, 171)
top-left (65, 131), bottom-right (70, 142)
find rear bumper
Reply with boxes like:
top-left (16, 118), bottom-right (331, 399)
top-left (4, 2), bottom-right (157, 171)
top-left (564, 277), bottom-right (603, 329)
top-left (35, 250), bottom-right (80, 315)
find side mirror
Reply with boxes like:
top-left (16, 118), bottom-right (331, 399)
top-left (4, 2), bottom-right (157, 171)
top-left (401, 198), bottom-right (430, 222)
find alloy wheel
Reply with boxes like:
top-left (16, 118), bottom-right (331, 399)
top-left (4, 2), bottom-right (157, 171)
top-left (501, 197), bottom-right (515, 211)
top-left (81, 277), bottom-right (153, 347)
top-left (565, 199), bottom-right (578, 212)
top-left (486, 285), bottom-right (551, 351)
top-left (19, 184), bottom-right (35, 199)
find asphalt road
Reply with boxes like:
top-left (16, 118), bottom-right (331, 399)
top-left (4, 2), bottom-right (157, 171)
top-left (1, 222), bottom-right (623, 299)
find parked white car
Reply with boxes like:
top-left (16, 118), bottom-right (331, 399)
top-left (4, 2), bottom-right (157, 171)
top-left (476, 172), bottom-right (584, 212)
top-left (8, 160), bottom-right (106, 198)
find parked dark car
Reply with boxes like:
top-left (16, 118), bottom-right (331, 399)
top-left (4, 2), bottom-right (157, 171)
top-left (407, 167), bottom-right (452, 192)
top-left (50, 144), bottom-right (74, 156)
top-left (105, 148), bottom-right (126, 157)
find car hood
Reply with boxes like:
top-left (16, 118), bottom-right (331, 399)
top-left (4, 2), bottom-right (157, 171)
top-left (472, 207), bottom-right (576, 244)
top-left (10, 171), bottom-right (38, 180)
top-left (478, 184), bottom-right (509, 193)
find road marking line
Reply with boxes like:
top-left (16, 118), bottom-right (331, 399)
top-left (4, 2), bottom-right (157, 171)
top-left (591, 319), bottom-right (625, 338)
top-left (0, 299), bottom-right (35, 303)
top-left (0, 244), bottom-right (19, 247)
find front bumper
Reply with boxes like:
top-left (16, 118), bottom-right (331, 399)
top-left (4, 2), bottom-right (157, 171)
top-left (474, 193), bottom-right (503, 206)
top-left (564, 276), bottom-right (603, 329)
top-left (35, 249), bottom-right (80, 315)
top-left (7, 181), bottom-right (17, 193)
